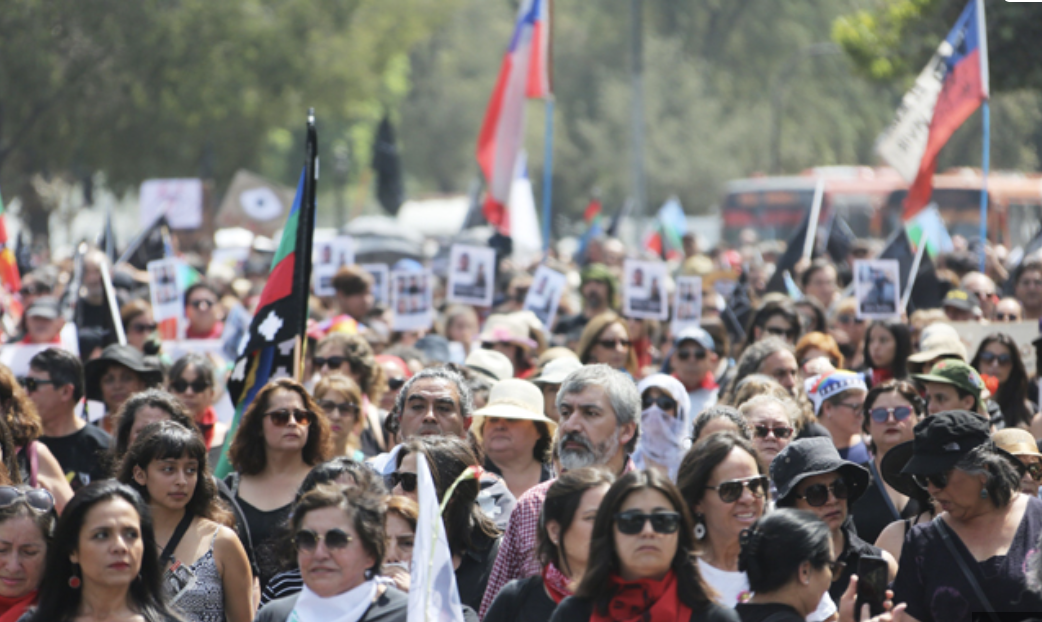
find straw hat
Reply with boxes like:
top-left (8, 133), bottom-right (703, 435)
top-left (470, 379), bottom-right (557, 443)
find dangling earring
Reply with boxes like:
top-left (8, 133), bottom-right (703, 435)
top-left (980, 488), bottom-right (989, 499)
top-left (694, 514), bottom-right (707, 540)
top-left (68, 564), bottom-right (81, 589)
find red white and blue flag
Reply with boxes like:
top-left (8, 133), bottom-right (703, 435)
top-left (476, 0), bottom-right (551, 235)
top-left (876, 0), bottom-right (988, 220)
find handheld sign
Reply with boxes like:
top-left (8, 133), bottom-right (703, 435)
top-left (313, 236), bottom-right (355, 297)
top-left (522, 265), bottom-right (567, 330)
top-left (672, 276), bottom-right (703, 335)
top-left (854, 259), bottom-right (901, 320)
top-left (623, 259), bottom-right (669, 321)
top-left (447, 245), bottom-right (495, 307)
top-left (148, 258), bottom-right (184, 323)
top-left (391, 269), bottom-right (434, 332)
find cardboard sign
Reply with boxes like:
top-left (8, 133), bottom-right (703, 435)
top-left (140, 179), bottom-right (203, 230)
top-left (148, 259), bottom-right (184, 322)
top-left (854, 259), bottom-right (901, 320)
top-left (215, 169), bottom-right (297, 236)
top-left (623, 259), bottom-right (669, 321)
top-left (313, 236), bottom-right (356, 297)
top-left (446, 245), bottom-right (495, 307)
top-left (522, 265), bottom-right (567, 330)
top-left (361, 264), bottom-right (390, 308)
top-left (391, 270), bottom-right (434, 331)
top-left (672, 276), bottom-right (703, 334)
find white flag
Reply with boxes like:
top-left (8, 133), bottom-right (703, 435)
top-left (509, 151), bottom-right (543, 268)
top-left (408, 455), bottom-right (466, 622)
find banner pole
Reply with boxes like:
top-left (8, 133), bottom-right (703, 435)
top-left (979, 100), bottom-right (990, 273)
top-left (902, 231), bottom-right (928, 313)
top-left (802, 178), bottom-right (825, 261)
top-left (541, 97), bottom-right (554, 252)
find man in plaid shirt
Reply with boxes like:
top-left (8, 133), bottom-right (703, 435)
top-left (478, 364), bottom-right (641, 618)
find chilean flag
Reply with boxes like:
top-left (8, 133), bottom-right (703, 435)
top-left (876, 0), bottom-right (988, 220)
top-left (476, 0), bottom-right (551, 235)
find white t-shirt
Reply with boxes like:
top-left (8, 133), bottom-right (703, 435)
top-left (697, 558), bottom-right (837, 622)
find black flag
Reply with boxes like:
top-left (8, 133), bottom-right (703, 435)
top-left (372, 114), bottom-right (404, 215)
top-left (118, 216), bottom-right (171, 270)
top-left (878, 228), bottom-right (948, 312)
top-left (766, 210), bottom-right (814, 294)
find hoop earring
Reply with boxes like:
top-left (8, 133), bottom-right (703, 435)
top-left (68, 564), bottom-right (81, 589)
top-left (694, 514), bottom-right (707, 540)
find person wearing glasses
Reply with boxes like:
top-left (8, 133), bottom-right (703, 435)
top-left (117, 421), bottom-right (253, 622)
top-left (633, 374), bottom-right (691, 481)
top-left (0, 485), bottom-right (56, 622)
top-left (992, 297), bottom-right (1023, 323)
top-left (312, 374), bottom-right (365, 462)
top-left (225, 378), bottom-right (331, 589)
top-left (576, 311), bottom-right (639, 378)
top-left (549, 469), bottom-right (738, 622)
top-left (737, 394), bottom-right (798, 473)
top-left (971, 333), bottom-right (1035, 431)
top-left (850, 380), bottom-right (924, 544)
top-left (167, 353), bottom-right (227, 456)
top-left (892, 410), bottom-right (1042, 620)
top-left (743, 298), bottom-right (802, 351)
top-left (863, 320), bottom-right (912, 388)
top-left (184, 281), bottom-right (224, 340)
top-left (313, 332), bottom-right (388, 457)
top-left (806, 371), bottom-right (870, 463)
top-left (375, 355), bottom-right (410, 414)
top-left (83, 344), bottom-right (164, 434)
top-left (993, 428), bottom-right (1042, 496)
top-left (801, 259), bottom-right (839, 310)
top-left (772, 437), bottom-right (896, 605)
top-left (119, 300), bottom-right (158, 354)
top-left (669, 327), bottom-right (720, 417)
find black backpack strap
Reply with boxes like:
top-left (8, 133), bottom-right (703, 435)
top-left (936, 519), bottom-right (1000, 622)
top-left (159, 511), bottom-right (195, 567)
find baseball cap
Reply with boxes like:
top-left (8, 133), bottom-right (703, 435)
top-left (942, 289), bottom-right (979, 313)
top-left (907, 323), bottom-right (968, 363)
top-left (900, 410), bottom-right (992, 476)
top-left (24, 297), bottom-right (61, 320)
top-left (464, 349), bottom-right (514, 382)
top-left (674, 326), bottom-right (714, 352)
top-left (912, 359), bottom-right (983, 404)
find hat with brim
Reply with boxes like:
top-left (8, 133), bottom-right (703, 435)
top-left (84, 344), bottom-right (164, 403)
top-left (880, 440), bottom-right (927, 501)
top-left (900, 410), bottom-right (992, 476)
top-left (478, 315), bottom-right (537, 351)
top-left (907, 324), bottom-right (967, 363)
top-left (771, 437), bottom-right (870, 506)
top-left (531, 356), bottom-right (582, 386)
top-left (993, 428), bottom-right (1042, 459)
top-left (470, 379), bottom-right (557, 443)
top-left (464, 349), bottom-right (514, 382)
top-left (942, 289), bottom-right (979, 313)
top-left (25, 297), bottom-right (61, 320)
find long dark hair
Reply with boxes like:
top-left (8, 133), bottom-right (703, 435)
top-left (110, 389), bottom-right (195, 469)
top-left (29, 481), bottom-right (181, 622)
top-left (738, 508), bottom-right (831, 594)
top-left (576, 469), bottom-right (713, 613)
top-left (677, 432), bottom-right (763, 517)
top-left (537, 467), bottom-right (615, 574)
top-left (971, 333), bottom-right (1033, 429)
top-left (863, 320), bottom-right (912, 380)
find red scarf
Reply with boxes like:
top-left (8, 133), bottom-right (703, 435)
top-left (0, 591), bottom-right (37, 622)
top-left (196, 406), bottom-right (218, 449)
top-left (186, 321), bottom-right (224, 340)
top-left (591, 570), bottom-right (692, 622)
top-left (542, 563), bottom-right (572, 604)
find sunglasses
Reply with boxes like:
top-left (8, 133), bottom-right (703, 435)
top-left (794, 480), bottom-right (849, 507)
top-left (708, 476), bottom-right (769, 503)
top-left (388, 377), bottom-right (406, 391)
top-left (642, 395), bottom-right (677, 411)
top-left (827, 559), bottom-right (847, 577)
top-left (994, 313), bottom-right (1019, 321)
top-left (17, 377), bottom-right (54, 393)
top-left (979, 351), bottom-right (1012, 366)
top-left (614, 510), bottom-right (682, 535)
top-left (0, 487), bottom-right (54, 513)
top-left (19, 285), bottom-right (49, 297)
top-left (170, 379), bottom-right (210, 394)
top-left (313, 356), bottom-right (347, 370)
top-left (1027, 462), bottom-right (1042, 482)
top-left (318, 400), bottom-right (360, 416)
top-left (597, 338), bottom-right (631, 350)
top-left (753, 425), bottom-right (794, 439)
top-left (188, 299), bottom-right (217, 311)
top-left (295, 528), bottom-right (353, 552)
top-left (765, 326), bottom-right (796, 339)
top-left (391, 471), bottom-right (417, 493)
top-left (265, 408), bottom-right (314, 427)
top-left (913, 471), bottom-right (949, 491)
top-left (129, 322), bottom-right (158, 334)
top-left (676, 349), bottom-right (707, 361)
top-left (868, 406), bottom-right (913, 423)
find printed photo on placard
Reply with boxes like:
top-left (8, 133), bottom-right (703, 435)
top-left (148, 259), bottom-right (184, 322)
top-left (672, 276), bottom-right (703, 334)
top-left (854, 259), bottom-right (901, 320)
top-left (446, 245), bottom-right (495, 307)
top-left (623, 259), bottom-right (669, 320)
top-left (360, 264), bottom-right (390, 308)
top-left (313, 236), bottom-right (356, 297)
top-left (523, 265), bottom-right (567, 330)
top-left (391, 270), bottom-right (434, 331)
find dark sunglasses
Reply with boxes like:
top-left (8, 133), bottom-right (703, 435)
top-left (642, 395), bottom-right (677, 411)
top-left (318, 400), bottom-right (360, 416)
top-left (979, 351), bottom-right (1012, 366)
top-left (19, 284), bottom-right (49, 297)
top-left (913, 471), bottom-right (949, 491)
top-left (597, 338), bottom-right (631, 350)
top-left (295, 528), bottom-right (353, 552)
top-left (129, 322), bottom-right (158, 334)
top-left (868, 406), bottom-right (913, 423)
top-left (170, 378), bottom-right (210, 394)
top-left (994, 313), bottom-right (1019, 321)
top-left (314, 356), bottom-right (347, 370)
top-left (794, 479), bottom-right (849, 507)
top-left (391, 471), bottom-right (417, 493)
top-left (753, 425), bottom-right (794, 439)
top-left (614, 510), bottom-right (682, 535)
top-left (388, 377), bottom-right (407, 391)
top-left (765, 326), bottom-right (796, 339)
top-left (676, 349), bottom-right (707, 361)
top-left (188, 299), bottom-right (216, 310)
top-left (0, 486), bottom-right (54, 513)
top-left (708, 476), bottom-right (769, 503)
top-left (827, 559), bottom-right (847, 577)
top-left (1027, 462), bottom-right (1042, 483)
top-left (265, 408), bottom-right (314, 427)
top-left (17, 377), bottom-right (54, 393)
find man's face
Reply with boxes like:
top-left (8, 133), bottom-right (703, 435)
top-left (670, 340), bottom-right (717, 386)
top-left (924, 382), bottom-right (975, 415)
top-left (963, 277), bottom-right (995, 317)
top-left (556, 385), bottom-right (635, 471)
top-left (805, 266), bottom-right (837, 306)
top-left (581, 281), bottom-right (609, 311)
top-left (994, 299), bottom-right (1023, 322)
top-left (25, 316), bottom-right (63, 344)
top-left (397, 377), bottom-right (469, 440)
top-left (24, 369), bottom-right (68, 414)
top-left (186, 288), bottom-right (220, 334)
top-left (759, 350), bottom-right (799, 393)
top-left (338, 290), bottom-right (373, 322)
top-left (1016, 269), bottom-right (1042, 309)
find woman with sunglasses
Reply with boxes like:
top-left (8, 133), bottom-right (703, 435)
top-left (576, 311), bottom-right (639, 378)
top-left (255, 485), bottom-right (407, 622)
top-left (184, 281), bottom-right (224, 340)
top-left (314, 332), bottom-right (388, 457)
top-left (225, 378), bottom-right (331, 589)
top-left (549, 469), bottom-right (737, 622)
top-left (772, 437), bottom-right (896, 605)
top-left (737, 394), bottom-right (798, 473)
top-left (863, 320), bottom-right (912, 388)
top-left (893, 410), bottom-right (1042, 620)
top-left (742, 297), bottom-right (802, 351)
top-left (117, 421), bottom-right (253, 622)
top-left (120, 300), bottom-right (158, 354)
top-left (993, 428), bottom-right (1042, 496)
top-left (633, 375), bottom-right (691, 481)
top-left (849, 380), bottom-right (924, 544)
top-left (971, 332), bottom-right (1035, 431)
top-left (312, 374), bottom-right (365, 462)
top-left (167, 353), bottom-right (227, 456)
top-left (0, 486), bottom-right (55, 622)
top-left (375, 355), bottom-right (411, 413)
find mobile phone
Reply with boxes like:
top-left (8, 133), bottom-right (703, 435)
top-left (856, 555), bottom-right (888, 617)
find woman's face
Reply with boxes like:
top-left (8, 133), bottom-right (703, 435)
top-left (315, 389), bottom-right (360, 447)
top-left (134, 455), bottom-right (199, 512)
top-left (185, 288), bottom-right (220, 335)
top-left (384, 513), bottom-right (415, 565)
top-left (867, 325), bottom-right (897, 369)
top-left (589, 322), bottom-right (630, 370)
top-left (447, 313), bottom-right (478, 346)
top-left (0, 514), bottom-right (47, 598)
top-left (100, 364), bottom-right (146, 413)
top-left (642, 388), bottom-right (677, 419)
top-left (392, 452), bottom-right (418, 503)
top-left (791, 471), bottom-right (848, 532)
top-left (613, 488), bottom-right (678, 582)
top-left (695, 448), bottom-right (764, 546)
top-left (745, 403), bottom-right (793, 469)
top-left (379, 360), bottom-right (408, 412)
top-left (482, 418), bottom-right (541, 465)
top-left (560, 483), bottom-right (610, 573)
top-left (1017, 456), bottom-right (1040, 496)
top-left (125, 311), bottom-right (155, 352)
top-left (926, 467), bottom-right (990, 521)
top-left (169, 364), bottom-right (214, 418)
top-left (315, 343), bottom-right (356, 383)
top-left (866, 391), bottom-right (917, 454)
top-left (979, 341), bottom-right (1014, 385)
top-left (127, 406), bottom-right (173, 448)
top-left (298, 506), bottom-right (375, 598)
top-left (822, 390), bottom-right (866, 438)
top-left (261, 389), bottom-right (311, 455)
top-left (70, 498), bottom-right (144, 592)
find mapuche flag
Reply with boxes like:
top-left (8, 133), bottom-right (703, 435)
top-left (215, 111), bottom-right (318, 478)
top-left (0, 188), bottom-right (21, 293)
top-left (876, 0), bottom-right (988, 220)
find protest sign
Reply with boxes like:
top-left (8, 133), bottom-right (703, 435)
top-left (854, 259), bottom-right (901, 320)
top-left (522, 265), bottom-right (566, 330)
top-left (623, 259), bottom-right (669, 321)
top-left (446, 245), bottom-right (495, 307)
top-left (313, 236), bottom-right (355, 296)
top-left (148, 259), bottom-right (183, 322)
top-left (672, 276), bottom-right (703, 334)
top-left (392, 270), bottom-right (434, 331)
top-left (140, 178), bottom-right (203, 230)
top-left (361, 264), bottom-right (390, 308)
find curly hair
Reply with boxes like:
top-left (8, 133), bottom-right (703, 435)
top-left (316, 332), bottom-right (387, 404)
top-left (0, 365), bottom-right (43, 446)
top-left (291, 484), bottom-right (387, 577)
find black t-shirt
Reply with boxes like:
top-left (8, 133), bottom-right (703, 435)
top-left (39, 424), bottom-right (111, 490)
top-left (829, 519), bottom-right (884, 604)
top-left (851, 459), bottom-right (922, 544)
top-left (796, 421), bottom-right (832, 441)
top-left (455, 528), bottom-right (501, 613)
top-left (77, 297), bottom-right (118, 347)
top-left (484, 574), bottom-right (558, 622)
top-left (734, 603), bottom-right (804, 622)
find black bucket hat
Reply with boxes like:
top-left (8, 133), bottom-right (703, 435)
top-left (770, 437), bottom-right (870, 505)
top-left (84, 344), bottom-right (164, 402)
top-left (900, 410), bottom-right (992, 476)
top-left (880, 440), bottom-right (929, 502)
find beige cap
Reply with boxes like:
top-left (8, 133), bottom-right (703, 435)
top-left (471, 379), bottom-right (557, 442)
top-left (993, 428), bottom-right (1042, 458)
top-left (907, 323), bottom-right (968, 363)
top-left (532, 357), bottom-right (583, 385)
top-left (465, 349), bottom-right (514, 382)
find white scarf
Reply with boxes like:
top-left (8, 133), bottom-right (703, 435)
top-left (639, 404), bottom-right (685, 466)
top-left (289, 580), bottom-right (378, 622)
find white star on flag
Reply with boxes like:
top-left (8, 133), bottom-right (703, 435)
top-left (258, 310), bottom-right (284, 342)
top-left (230, 358), bottom-right (248, 382)
top-left (271, 366), bottom-right (290, 380)
top-left (277, 338), bottom-right (296, 356)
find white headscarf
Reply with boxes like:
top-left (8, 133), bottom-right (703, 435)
top-left (633, 374), bottom-right (692, 481)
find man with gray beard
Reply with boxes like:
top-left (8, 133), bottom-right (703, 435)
top-left (478, 364), bottom-right (640, 618)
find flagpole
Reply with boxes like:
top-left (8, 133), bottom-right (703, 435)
top-left (979, 100), bottom-right (990, 273)
top-left (297, 109), bottom-right (318, 380)
top-left (541, 98), bottom-right (554, 253)
top-left (802, 178), bottom-right (825, 261)
top-left (902, 232), bottom-right (928, 312)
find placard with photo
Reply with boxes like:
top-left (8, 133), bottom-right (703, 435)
top-left (360, 263), bottom-right (390, 308)
top-left (672, 276), bottom-right (703, 334)
top-left (391, 269), bottom-right (434, 332)
top-left (623, 259), bottom-right (669, 321)
top-left (446, 245), bottom-right (495, 307)
top-left (312, 236), bottom-right (355, 297)
top-left (854, 259), bottom-right (901, 320)
top-left (148, 258), bottom-right (184, 322)
top-left (522, 265), bottom-right (567, 330)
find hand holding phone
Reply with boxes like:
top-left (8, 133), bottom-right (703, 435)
top-left (856, 555), bottom-right (889, 617)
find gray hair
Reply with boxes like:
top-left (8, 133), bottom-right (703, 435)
top-left (955, 443), bottom-right (1022, 509)
top-left (393, 365), bottom-right (474, 422)
top-left (691, 405), bottom-right (751, 443)
top-left (556, 364), bottom-right (641, 454)
top-left (738, 394), bottom-right (800, 426)
top-left (735, 337), bottom-right (794, 382)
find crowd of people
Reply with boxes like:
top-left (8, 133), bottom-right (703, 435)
top-left (2, 232), bottom-right (1042, 622)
